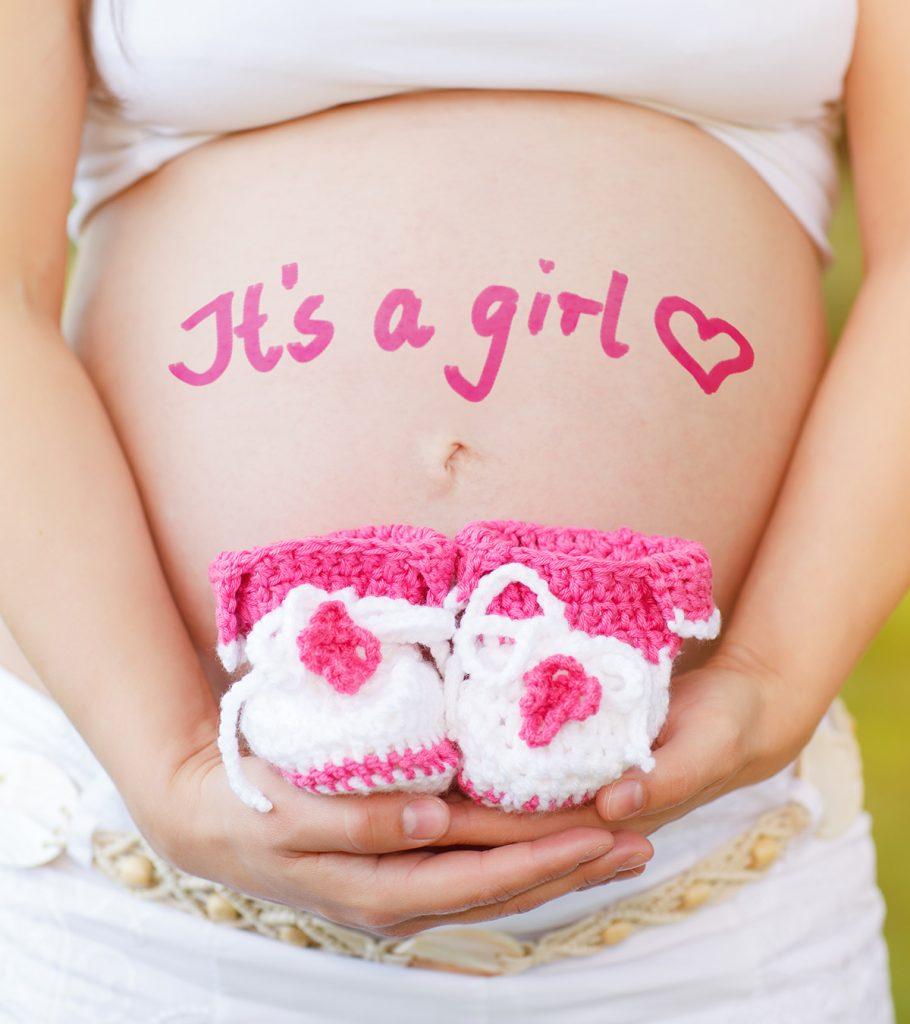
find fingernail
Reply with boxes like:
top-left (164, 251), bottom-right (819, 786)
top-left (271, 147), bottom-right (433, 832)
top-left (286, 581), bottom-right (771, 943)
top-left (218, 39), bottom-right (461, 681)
top-left (605, 780), bottom-right (645, 820)
top-left (617, 851), bottom-right (651, 871)
top-left (589, 853), bottom-right (625, 883)
top-left (617, 865), bottom-right (647, 879)
top-left (402, 798), bottom-right (449, 840)
top-left (582, 840), bottom-right (616, 862)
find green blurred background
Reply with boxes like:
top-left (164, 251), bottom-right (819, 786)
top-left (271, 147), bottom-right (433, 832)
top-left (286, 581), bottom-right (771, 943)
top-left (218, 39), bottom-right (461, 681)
top-left (825, 162), bottom-right (909, 1019)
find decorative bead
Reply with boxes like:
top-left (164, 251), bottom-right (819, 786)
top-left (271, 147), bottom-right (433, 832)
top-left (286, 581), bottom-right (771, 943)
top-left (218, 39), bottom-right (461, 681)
top-left (205, 892), bottom-right (240, 922)
top-left (117, 853), bottom-right (156, 889)
top-left (601, 920), bottom-right (634, 945)
top-left (749, 836), bottom-right (781, 870)
top-left (277, 924), bottom-right (310, 946)
top-left (680, 881), bottom-right (712, 909)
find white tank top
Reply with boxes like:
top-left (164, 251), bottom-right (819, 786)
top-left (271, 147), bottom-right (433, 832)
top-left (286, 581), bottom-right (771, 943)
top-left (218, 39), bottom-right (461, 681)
top-left (72, 0), bottom-right (857, 258)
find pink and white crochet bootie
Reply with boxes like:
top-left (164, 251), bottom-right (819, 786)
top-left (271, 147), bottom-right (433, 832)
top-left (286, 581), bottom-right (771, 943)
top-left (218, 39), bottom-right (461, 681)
top-left (211, 526), bottom-right (460, 811)
top-left (447, 521), bottom-right (720, 813)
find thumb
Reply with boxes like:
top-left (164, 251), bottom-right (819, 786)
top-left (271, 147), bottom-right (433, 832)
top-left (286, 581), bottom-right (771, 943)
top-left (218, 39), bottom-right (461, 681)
top-left (239, 758), bottom-right (454, 854)
top-left (596, 718), bottom-right (736, 823)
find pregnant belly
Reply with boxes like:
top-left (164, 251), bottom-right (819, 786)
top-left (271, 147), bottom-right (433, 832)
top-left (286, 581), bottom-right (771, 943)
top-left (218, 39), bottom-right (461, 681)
top-left (63, 90), bottom-right (828, 672)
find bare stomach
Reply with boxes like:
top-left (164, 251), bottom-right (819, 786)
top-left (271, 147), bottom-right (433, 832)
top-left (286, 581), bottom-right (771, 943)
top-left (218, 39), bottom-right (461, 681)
top-left (59, 90), bottom-right (827, 681)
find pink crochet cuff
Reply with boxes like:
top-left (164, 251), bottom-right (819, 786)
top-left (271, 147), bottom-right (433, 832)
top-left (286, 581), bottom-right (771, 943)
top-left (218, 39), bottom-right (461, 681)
top-left (454, 520), bottom-right (719, 663)
top-left (210, 524), bottom-right (458, 671)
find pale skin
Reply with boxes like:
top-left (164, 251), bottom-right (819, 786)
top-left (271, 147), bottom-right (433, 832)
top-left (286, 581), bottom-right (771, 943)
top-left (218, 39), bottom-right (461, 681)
top-left (1, 0), bottom-right (908, 941)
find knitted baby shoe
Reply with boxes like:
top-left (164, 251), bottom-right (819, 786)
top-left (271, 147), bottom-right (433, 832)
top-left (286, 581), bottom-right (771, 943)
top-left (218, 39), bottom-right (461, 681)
top-left (447, 521), bottom-right (720, 812)
top-left (211, 525), bottom-right (460, 811)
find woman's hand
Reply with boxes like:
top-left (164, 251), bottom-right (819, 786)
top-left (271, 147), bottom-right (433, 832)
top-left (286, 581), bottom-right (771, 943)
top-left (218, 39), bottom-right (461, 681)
top-left (135, 737), bottom-right (654, 939)
top-left (595, 645), bottom-right (821, 832)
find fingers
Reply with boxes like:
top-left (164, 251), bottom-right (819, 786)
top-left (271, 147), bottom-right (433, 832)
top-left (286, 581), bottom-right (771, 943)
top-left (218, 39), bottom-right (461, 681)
top-left (299, 791), bottom-right (452, 854)
top-left (442, 796), bottom-right (608, 848)
top-left (241, 758), bottom-right (453, 854)
top-left (250, 757), bottom-right (613, 856)
top-left (314, 826), bottom-right (626, 929)
top-left (376, 831), bottom-right (654, 935)
top-left (384, 827), bottom-right (620, 920)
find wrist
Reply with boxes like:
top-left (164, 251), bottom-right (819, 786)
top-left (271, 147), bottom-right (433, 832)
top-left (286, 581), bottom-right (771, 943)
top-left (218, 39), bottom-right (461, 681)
top-left (721, 588), bottom-right (853, 716)
top-left (117, 712), bottom-right (222, 860)
top-left (707, 641), bottom-right (823, 777)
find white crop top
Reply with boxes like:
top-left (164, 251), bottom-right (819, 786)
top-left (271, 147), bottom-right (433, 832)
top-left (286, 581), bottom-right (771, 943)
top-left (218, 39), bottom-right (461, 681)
top-left (72, 0), bottom-right (858, 258)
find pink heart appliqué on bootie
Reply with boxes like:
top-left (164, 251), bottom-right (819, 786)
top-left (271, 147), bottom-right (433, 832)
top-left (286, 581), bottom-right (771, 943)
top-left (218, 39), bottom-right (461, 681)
top-left (519, 654), bottom-right (602, 748)
top-left (296, 600), bottom-right (382, 694)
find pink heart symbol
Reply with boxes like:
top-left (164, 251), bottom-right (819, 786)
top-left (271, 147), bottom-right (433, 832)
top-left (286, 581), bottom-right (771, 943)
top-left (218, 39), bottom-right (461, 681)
top-left (519, 655), bottom-right (601, 748)
top-left (538, 258), bottom-right (555, 274)
top-left (654, 295), bottom-right (754, 395)
top-left (296, 601), bottom-right (382, 695)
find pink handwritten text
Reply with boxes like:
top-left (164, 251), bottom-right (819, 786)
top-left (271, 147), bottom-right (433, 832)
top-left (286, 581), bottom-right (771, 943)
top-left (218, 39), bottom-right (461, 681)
top-left (169, 259), bottom-right (753, 397)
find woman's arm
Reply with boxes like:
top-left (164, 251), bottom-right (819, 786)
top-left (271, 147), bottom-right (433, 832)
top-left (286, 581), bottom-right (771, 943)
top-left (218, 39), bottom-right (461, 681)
top-left (0, 0), bottom-right (218, 820)
top-left (726, 0), bottom-right (910, 712)
top-left (1, 1), bottom-right (649, 933)
top-left (593, 0), bottom-right (910, 827)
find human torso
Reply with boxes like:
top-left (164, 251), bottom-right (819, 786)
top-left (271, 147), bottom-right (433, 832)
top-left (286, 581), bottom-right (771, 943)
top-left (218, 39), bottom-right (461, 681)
top-left (64, 87), bottom-right (829, 683)
top-left (22, 2), bottom-right (857, 683)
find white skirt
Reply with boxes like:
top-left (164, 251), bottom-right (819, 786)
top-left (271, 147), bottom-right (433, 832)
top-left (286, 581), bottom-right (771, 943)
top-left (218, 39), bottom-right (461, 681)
top-left (0, 664), bottom-right (895, 1024)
